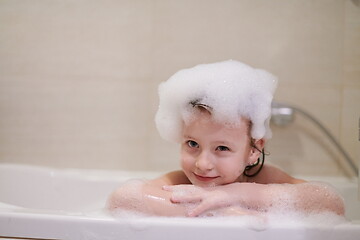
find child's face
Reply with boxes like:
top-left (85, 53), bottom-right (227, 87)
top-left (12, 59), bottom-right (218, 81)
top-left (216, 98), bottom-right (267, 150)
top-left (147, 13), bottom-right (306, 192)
top-left (180, 112), bottom-right (254, 187)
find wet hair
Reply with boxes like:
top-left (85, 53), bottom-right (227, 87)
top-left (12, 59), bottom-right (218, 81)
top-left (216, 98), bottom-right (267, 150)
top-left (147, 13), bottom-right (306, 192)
top-left (190, 100), bottom-right (266, 177)
top-left (244, 140), bottom-right (265, 177)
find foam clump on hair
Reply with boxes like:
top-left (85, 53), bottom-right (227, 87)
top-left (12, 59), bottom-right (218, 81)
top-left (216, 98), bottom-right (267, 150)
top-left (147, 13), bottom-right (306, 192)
top-left (155, 60), bottom-right (278, 142)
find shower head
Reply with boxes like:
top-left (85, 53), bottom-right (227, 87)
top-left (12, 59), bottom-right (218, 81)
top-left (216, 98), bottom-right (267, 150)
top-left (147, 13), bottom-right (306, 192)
top-left (271, 101), bottom-right (295, 126)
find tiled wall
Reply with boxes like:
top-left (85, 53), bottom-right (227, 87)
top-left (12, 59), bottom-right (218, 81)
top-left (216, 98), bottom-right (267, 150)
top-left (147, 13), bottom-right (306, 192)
top-left (0, 0), bottom-right (359, 177)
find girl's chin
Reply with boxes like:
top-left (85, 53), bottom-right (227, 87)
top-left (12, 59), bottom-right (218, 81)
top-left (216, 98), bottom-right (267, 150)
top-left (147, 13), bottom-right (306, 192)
top-left (190, 178), bottom-right (221, 188)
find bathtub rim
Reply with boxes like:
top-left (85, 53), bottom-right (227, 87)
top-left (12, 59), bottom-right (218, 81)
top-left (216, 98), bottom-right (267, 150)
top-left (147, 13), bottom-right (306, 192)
top-left (0, 163), bottom-right (360, 240)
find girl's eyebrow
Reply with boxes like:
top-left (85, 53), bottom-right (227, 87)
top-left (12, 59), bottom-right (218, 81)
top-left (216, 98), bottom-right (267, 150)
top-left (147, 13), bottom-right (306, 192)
top-left (216, 141), bottom-right (233, 147)
top-left (183, 135), bottom-right (195, 139)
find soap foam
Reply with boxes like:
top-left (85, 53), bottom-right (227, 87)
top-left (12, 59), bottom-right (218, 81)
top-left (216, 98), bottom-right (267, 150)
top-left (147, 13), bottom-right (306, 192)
top-left (106, 181), bottom-right (347, 229)
top-left (261, 181), bottom-right (347, 228)
top-left (107, 179), bottom-right (347, 228)
top-left (155, 60), bottom-right (278, 143)
top-left (108, 209), bottom-right (346, 231)
top-left (196, 181), bottom-right (347, 228)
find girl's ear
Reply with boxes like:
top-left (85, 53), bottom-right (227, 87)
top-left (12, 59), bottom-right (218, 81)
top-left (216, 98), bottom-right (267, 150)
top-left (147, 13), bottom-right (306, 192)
top-left (248, 139), bottom-right (265, 164)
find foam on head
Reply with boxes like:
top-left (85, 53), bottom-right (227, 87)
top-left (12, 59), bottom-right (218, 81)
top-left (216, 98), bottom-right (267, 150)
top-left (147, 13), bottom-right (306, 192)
top-left (155, 60), bottom-right (278, 142)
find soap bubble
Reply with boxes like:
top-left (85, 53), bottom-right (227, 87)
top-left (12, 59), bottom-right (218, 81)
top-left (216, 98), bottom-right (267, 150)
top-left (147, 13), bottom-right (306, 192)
top-left (155, 60), bottom-right (278, 142)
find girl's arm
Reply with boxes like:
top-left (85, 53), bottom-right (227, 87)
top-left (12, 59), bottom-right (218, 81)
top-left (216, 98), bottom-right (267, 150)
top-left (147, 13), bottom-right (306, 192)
top-left (106, 171), bottom-right (191, 217)
top-left (164, 181), bottom-right (345, 217)
top-left (164, 166), bottom-right (345, 217)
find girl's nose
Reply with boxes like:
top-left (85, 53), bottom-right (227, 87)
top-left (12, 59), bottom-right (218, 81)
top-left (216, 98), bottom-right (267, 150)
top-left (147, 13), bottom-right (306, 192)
top-left (195, 151), bottom-right (214, 171)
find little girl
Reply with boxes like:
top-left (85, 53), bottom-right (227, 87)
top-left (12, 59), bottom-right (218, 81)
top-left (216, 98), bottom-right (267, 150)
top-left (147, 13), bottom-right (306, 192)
top-left (107, 60), bottom-right (345, 217)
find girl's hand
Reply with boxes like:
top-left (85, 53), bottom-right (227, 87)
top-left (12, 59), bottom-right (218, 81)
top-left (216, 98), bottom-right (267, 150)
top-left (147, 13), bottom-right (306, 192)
top-left (163, 183), bottom-right (247, 217)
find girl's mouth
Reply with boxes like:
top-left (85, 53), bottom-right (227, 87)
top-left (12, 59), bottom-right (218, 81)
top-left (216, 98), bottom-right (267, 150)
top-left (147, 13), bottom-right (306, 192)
top-left (193, 173), bottom-right (219, 182)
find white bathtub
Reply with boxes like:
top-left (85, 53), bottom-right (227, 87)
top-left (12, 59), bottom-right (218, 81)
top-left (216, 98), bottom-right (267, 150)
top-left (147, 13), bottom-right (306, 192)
top-left (0, 163), bottom-right (359, 240)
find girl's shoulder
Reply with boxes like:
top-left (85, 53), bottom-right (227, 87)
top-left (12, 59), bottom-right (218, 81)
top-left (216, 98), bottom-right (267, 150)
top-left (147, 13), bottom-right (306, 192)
top-left (250, 164), bottom-right (305, 184)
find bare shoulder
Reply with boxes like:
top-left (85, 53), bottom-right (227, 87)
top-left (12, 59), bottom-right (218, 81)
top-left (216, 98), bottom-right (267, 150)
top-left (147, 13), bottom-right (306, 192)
top-left (250, 164), bottom-right (305, 184)
top-left (150, 170), bottom-right (191, 186)
top-left (107, 171), bottom-right (191, 216)
top-left (106, 179), bottom-right (145, 211)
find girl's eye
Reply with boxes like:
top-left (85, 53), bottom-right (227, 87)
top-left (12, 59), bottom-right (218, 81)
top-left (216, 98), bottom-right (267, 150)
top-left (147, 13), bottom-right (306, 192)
top-left (187, 140), bottom-right (199, 148)
top-left (216, 145), bottom-right (230, 151)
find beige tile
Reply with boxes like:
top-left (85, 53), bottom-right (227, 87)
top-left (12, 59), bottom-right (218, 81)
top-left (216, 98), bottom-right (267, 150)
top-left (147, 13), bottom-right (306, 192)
top-left (268, 84), bottom-right (357, 176)
top-left (344, 0), bottom-right (360, 86)
top-left (0, 75), bottom-right (152, 170)
top-left (345, 0), bottom-right (360, 24)
top-left (269, 85), bottom-right (359, 177)
top-left (0, 0), bottom-right (153, 79)
top-left (274, 85), bottom-right (342, 137)
top-left (152, 0), bottom-right (344, 87)
top-left (340, 87), bottom-right (360, 171)
top-left (0, 0), bottom-right (355, 175)
top-left (268, 121), bottom-right (352, 177)
top-left (148, 131), bottom-right (182, 172)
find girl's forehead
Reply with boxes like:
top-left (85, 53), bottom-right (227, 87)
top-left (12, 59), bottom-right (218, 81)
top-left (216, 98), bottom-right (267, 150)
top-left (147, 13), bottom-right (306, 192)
top-left (187, 110), bottom-right (250, 127)
top-left (183, 112), bottom-right (250, 136)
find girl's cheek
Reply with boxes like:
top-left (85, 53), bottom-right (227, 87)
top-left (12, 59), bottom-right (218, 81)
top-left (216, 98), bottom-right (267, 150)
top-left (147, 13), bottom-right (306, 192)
top-left (181, 156), bottom-right (192, 166)
top-left (181, 154), bottom-right (197, 171)
top-left (221, 159), bottom-right (245, 175)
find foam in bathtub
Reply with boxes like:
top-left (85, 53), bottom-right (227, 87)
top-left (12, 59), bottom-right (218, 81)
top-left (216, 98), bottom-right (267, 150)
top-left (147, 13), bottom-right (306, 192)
top-left (261, 181), bottom-right (347, 227)
top-left (108, 208), bottom-right (346, 231)
top-left (263, 181), bottom-right (346, 216)
top-left (155, 60), bottom-right (278, 143)
top-left (107, 180), bottom-right (347, 229)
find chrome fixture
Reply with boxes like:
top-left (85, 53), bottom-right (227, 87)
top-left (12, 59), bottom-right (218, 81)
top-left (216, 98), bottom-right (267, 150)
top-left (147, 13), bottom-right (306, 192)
top-left (271, 101), bottom-right (358, 176)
